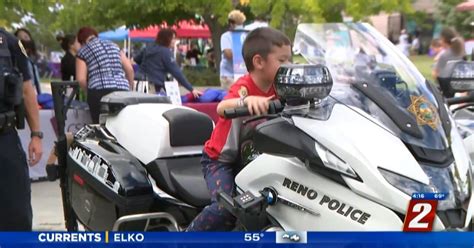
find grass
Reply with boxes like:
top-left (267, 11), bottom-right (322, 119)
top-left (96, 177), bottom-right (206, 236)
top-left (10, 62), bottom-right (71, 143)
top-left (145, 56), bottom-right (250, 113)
top-left (293, 54), bottom-right (434, 80)
top-left (409, 55), bottom-right (434, 82)
top-left (182, 67), bottom-right (220, 86)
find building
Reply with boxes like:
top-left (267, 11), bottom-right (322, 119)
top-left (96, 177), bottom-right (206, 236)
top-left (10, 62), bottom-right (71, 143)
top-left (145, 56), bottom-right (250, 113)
top-left (368, 0), bottom-right (439, 52)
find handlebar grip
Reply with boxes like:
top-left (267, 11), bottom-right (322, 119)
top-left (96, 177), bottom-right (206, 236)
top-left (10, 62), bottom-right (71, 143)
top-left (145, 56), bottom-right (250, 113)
top-left (223, 106), bottom-right (250, 119)
top-left (269, 100), bottom-right (283, 114)
top-left (446, 92), bottom-right (474, 105)
top-left (223, 100), bottom-right (283, 119)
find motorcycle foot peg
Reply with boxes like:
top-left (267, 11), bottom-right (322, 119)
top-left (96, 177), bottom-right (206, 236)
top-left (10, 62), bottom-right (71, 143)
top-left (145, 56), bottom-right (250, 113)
top-left (46, 164), bottom-right (60, 181)
top-left (217, 190), bottom-right (235, 208)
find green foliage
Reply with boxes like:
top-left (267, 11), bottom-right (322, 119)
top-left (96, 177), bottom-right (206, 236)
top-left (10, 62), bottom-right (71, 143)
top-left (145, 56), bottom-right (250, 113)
top-left (53, 1), bottom-right (112, 33)
top-left (51, 0), bottom-right (233, 30)
top-left (405, 11), bottom-right (433, 31)
top-left (436, 0), bottom-right (474, 38)
top-left (0, 1), bottom-right (63, 51)
top-left (52, 0), bottom-right (233, 74)
top-left (343, 0), bottom-right (413, 21)
top-left (182, 67), bottom-right (220, 87)
top-left (0, 1), bottom-right (26, 29)
top-left (1, 0), bottom-right (415, 79)
top-left (0, 0), bottom-right (235, 74)
top-left (249, 0), bottom-right (412, 39)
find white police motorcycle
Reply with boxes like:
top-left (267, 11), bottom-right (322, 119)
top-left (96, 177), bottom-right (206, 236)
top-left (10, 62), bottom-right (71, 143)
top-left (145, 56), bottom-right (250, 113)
top-left (221, 23), bottom-right (474, 231)
top-left (52, 23), bottom-right (474, 232)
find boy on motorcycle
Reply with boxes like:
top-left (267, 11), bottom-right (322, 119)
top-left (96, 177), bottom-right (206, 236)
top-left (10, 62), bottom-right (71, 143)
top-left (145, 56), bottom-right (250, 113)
top-left (186, 27), bottom-right (291, 231)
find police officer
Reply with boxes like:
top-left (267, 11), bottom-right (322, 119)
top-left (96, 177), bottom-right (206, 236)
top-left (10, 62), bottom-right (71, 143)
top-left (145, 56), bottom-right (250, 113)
top-left (0, 28), bottom-right (42, 231)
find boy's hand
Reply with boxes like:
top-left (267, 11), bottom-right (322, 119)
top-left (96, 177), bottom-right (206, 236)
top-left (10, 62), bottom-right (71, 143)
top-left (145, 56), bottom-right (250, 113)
top-left (244, 95), bottom-right (275, 116)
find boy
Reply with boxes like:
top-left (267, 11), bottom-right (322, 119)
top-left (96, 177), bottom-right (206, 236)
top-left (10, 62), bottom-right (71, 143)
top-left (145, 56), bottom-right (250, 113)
top-left (187, 27), bottom-right (291, 231)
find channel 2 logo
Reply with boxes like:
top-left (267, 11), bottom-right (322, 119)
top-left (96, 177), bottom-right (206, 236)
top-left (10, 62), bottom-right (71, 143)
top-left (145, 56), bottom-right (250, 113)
top-left (403, 193), bottom-right (447, 232)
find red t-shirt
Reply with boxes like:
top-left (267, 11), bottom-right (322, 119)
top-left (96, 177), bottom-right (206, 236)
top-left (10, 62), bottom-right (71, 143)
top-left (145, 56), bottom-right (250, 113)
top-left (204, 74), bottom-right (276, 163)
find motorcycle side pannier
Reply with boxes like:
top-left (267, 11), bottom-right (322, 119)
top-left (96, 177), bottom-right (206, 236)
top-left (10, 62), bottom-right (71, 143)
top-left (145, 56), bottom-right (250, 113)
top-left (67, 130), bottom-right (154, 230)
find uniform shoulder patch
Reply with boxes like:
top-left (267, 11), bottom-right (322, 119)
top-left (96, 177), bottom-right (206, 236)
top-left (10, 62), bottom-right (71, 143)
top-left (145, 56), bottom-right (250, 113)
top-left (238, 86), bottom-right (248, 98)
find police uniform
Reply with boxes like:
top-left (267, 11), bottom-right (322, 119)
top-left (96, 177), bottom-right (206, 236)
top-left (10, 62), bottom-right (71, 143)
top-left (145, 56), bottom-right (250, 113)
top-left (0, 28), bottom-right (33, 231)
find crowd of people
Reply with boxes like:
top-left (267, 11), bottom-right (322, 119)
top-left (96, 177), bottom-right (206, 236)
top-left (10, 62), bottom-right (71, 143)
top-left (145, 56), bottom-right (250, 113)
top-left (48, 8), bottom-right (268, 120)
top-left (395, 29), bottom-right (421, 57)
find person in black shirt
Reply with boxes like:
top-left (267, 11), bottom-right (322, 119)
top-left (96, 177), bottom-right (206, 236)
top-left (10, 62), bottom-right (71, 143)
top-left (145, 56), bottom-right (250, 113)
top-left (206, 47), bottom-right (215, 70)
top-left (0, 28), bottom-right (43, 230)
top-left (134, 28), bottom-right (201, 97)
top-left (57, 34), bottom-right (80, 81)
top-left (186, 43), bottom-right (202, 65)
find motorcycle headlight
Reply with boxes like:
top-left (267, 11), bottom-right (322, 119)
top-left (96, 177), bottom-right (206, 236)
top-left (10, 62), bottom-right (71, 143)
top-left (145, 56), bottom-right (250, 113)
top-left (315, 142), bottom-right (358, 178)
top-left (379, 167), bottom-right (436, 195)
top-left (379, 164), bottom-right (471, 211)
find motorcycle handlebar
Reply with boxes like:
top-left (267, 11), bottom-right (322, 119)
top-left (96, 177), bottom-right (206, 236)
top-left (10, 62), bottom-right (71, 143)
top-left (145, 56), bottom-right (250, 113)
top-left (446, 92), bottom-right (474, 106)
top-left (224, 100), bottom-right (283, 119)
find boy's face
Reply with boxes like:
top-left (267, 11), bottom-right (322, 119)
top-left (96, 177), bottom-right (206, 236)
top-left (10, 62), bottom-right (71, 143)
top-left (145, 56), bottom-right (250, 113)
top-left (260, 45), bottom-right (292, 83)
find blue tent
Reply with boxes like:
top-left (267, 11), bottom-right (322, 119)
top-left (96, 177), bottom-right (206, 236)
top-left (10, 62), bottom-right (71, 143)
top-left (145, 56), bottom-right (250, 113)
top-left (98, 26), bottom-right (129, 41)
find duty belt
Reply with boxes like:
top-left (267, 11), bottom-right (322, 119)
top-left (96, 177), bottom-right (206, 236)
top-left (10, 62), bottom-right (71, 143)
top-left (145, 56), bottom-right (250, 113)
top-left (0, 111), bottom-right (17, 133)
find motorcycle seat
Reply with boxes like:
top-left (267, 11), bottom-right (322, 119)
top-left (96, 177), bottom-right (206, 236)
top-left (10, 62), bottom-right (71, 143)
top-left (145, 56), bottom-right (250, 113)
top-left (169, 163), bottom-right (211, 206)
top-left (162, 108), bottom-right (213, 147)
top-left (146, 156), bottom-right (211, 208)
top-left (101, 91), bottom-right (171, 115)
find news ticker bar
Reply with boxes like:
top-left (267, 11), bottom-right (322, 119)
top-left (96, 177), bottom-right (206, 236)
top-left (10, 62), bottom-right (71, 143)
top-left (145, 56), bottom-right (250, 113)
top-left (0, 232), bottom-right (471, 247)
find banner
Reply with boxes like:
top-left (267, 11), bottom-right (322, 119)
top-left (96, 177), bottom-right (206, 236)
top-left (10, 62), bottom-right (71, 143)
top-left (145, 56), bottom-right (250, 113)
top-left (1, 232), bottom-right (474, 247)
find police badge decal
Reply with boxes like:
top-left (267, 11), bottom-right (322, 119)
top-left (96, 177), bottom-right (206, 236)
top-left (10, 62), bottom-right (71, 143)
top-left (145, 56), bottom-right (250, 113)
top-left (407, 95), bottom-right (440, 130)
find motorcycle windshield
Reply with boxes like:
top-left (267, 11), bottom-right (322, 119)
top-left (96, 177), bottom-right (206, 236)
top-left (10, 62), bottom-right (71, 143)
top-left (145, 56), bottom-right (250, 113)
top-left (294, 23), bottom-right (449, 150)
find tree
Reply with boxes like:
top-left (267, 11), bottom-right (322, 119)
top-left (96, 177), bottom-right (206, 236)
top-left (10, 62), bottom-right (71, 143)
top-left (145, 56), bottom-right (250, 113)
top-left (3, 0), bottom-right (413, 72)
top-left (249, 0), bottom-right (412, 39)
top-left (0, 1), bottom-right (84, 53)
top-left (52, 0), bottom-right (233, 73)
top-left (436, 0), bottom-right (474, 38)
top-left (248, 0), bottom-right (322, 40)
top-left (0, 1), bottom-right (24, 29)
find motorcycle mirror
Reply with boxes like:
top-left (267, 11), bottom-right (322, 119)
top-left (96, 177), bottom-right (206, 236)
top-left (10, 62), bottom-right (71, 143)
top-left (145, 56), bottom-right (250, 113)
top-left (449, 61), bottom-right (474, 92)
top-left (274, 64), bottom-right (333, 103)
